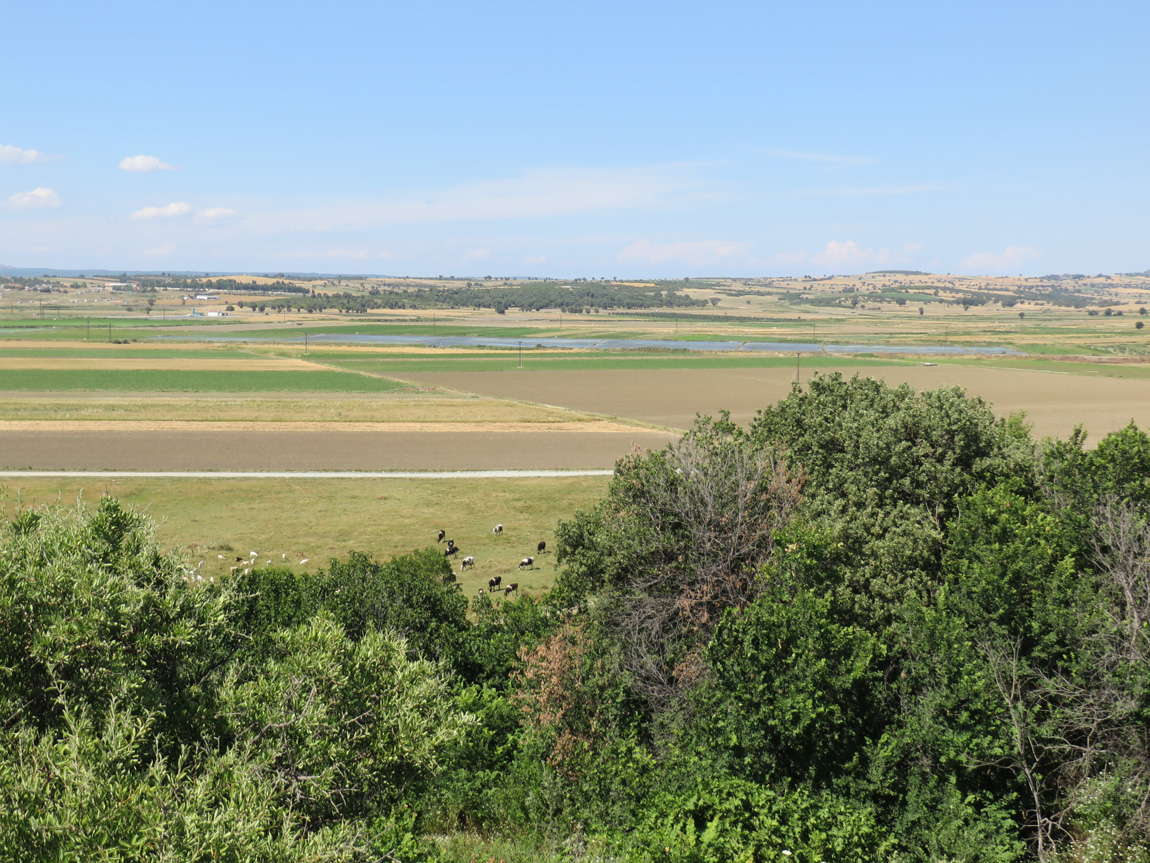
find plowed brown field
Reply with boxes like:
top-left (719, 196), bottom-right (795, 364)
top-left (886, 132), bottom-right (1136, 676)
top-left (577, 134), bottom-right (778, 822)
top-left (399, 365), bottom-right (1150, 442)
top-left (0, 423), bottom-right (677, 470)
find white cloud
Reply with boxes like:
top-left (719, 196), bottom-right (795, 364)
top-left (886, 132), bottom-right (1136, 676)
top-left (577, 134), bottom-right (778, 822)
top-left (119, 155), bottom-right (176, 172)
top-left (810, 240), bottom-right (921, 270)
top-left (193, 207), bottom-right (236, 224)
top-left (131, 201), bottom-right (191, 220)
top-left (525, 255), bottom-right (548, 265)
top-left (958, 246), bottom-right (1042, 274)
top-left (462, 247), bottom-right (490, 263)
top-left (6, 187), bottom-right (62, 209)
top-left (0, 145), bottom-right (62, 164)
top-left (619, 239), bottom-right (745, 267)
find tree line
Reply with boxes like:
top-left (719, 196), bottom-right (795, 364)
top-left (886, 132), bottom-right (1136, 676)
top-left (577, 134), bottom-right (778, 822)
top-left (262, 282), bottom-right (707, 316)
top-left (2, 374), bottom-right (1148, 861)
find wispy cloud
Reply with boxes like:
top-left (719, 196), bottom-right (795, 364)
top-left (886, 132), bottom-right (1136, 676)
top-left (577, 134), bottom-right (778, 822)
top-left (193, 207), bottom-right (236, 225)
top-left (810, 240), bottom-right (922, 270)
top-left (6, 187), bottom-right (62, 209)
top-left (462, 247), bottom-right (491, 263)
top-left (131, 201), bottom-right (191, 220)
top-left (267, 165), bottom-right (713, 233)
top-left (958, 245), bottom-right (1042, 274)
top-left (764, 149), bottom-right (873, 168)
top-left (619, 239), bottom-right (745, 267)
top-left (120, 155), bottom-right (176, 172)
top-left (0, 145), bottom-right (63, 165)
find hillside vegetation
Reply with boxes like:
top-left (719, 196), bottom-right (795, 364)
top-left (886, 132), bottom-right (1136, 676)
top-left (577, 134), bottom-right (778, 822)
top-left (2, 374), bottom-right (1149, 862)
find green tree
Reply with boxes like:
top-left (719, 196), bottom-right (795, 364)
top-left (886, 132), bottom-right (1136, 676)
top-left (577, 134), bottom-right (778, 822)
top-left (0, 497), bottom-right (236, 749)
top-left (748, 373), bottom-right (1036, 621)
top-left (220, 615), bottom-right (473, 827)
top-left (554, 414), bottom-right (801, 715)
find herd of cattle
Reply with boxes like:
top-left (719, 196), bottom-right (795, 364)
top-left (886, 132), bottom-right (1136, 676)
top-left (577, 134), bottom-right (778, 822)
top-left (436, 523), bottom-right (548, 597)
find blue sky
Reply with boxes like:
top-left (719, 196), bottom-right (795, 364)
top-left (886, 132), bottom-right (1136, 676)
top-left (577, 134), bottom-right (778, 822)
top-left (2, 1), bottom-right (1147, 278)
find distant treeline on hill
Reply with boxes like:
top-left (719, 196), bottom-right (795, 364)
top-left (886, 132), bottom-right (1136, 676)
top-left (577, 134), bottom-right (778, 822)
top-left (262, 282), bottom-right (707, 314)
top-left (193, 278), bottom-right (310, 295)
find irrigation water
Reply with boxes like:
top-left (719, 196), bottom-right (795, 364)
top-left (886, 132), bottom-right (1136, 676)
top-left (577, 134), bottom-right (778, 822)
top-left (183, 333), bottom-right (1024, 356)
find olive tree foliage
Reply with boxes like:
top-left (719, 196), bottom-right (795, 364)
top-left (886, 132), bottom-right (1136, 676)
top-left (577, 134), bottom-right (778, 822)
top-left (554, 414), bottom-right (801, 716)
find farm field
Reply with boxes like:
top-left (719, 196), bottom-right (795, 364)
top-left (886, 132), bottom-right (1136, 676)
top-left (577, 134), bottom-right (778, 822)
top-left (0, 422), bottom-right (676, 470)
top-left (5, 271), bottom-right (1150, 588)
top-left (397, 362), bottom-right (1150, 443)
top-left (0, 475), bottom-right (609, 592)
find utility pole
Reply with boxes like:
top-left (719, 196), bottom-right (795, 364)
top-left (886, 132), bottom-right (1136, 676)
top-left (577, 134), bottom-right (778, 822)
top-left (518, 341), bottom-right (522, 369)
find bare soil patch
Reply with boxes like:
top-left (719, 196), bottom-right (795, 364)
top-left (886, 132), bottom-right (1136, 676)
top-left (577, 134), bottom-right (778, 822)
top-left (0, 426), bottom-right (677, 470)
top-left (399, 365), bottom-right (1150, 443)
top-left (0, 420), bottom-right (641, 434)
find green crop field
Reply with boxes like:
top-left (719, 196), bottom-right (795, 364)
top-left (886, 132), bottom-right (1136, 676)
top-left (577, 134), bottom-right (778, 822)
top-left (0, 347), bottom-right (267, 359)
top-left (0, 369), bottom-right (413, 393)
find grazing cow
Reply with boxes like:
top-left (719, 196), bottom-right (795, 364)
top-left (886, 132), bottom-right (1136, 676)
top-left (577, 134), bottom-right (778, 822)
top-left (492, 524), bottom-right (503, 536)
top-left (461, 555), bottom-right (475, 570)
top-left (518, 556), bottom-right (534, 570)
top-left (437, 529), bottom-right (445, 543)
top-left (488, 575), bottom-right (502, 590)
top-left (537, 540), bottom-right (546, 554)
top-left (446, 538), bottom-right (455, 549)
top-left (444, 545), bottom-right (459, 558)
top-left (505, 582), bottom-right (519, 596)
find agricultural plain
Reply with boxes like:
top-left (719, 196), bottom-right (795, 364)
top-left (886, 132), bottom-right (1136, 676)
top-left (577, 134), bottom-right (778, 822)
top-left (4, 270), bottom-right (1150, 582)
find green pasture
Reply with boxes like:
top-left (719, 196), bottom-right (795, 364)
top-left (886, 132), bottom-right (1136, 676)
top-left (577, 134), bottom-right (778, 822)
top-left (0, 347), bottom-right (266, 359)
top-left (0, 369), bottom-right (412, 393)
top-left (0, 318), bottom-right (234, 337)
top-left (0, 474), bottom-right (611, 593)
